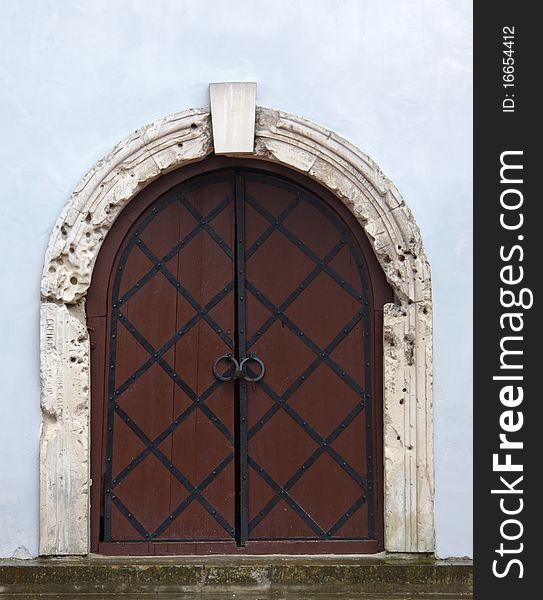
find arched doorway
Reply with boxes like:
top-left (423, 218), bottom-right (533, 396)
top-left (40, 105), bottom-right (434, 556)
top-left (88, 158), bottom-right (392, 554)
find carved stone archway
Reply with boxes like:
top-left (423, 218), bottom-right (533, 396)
top-left (40, 104), bottom-right (433, 555)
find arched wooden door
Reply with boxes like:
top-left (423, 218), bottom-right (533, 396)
top-left (88, 158), bottom-right (392, 555)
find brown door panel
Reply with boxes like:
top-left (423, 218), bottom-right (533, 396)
top-left (89, 159), bottom-right (391, 554)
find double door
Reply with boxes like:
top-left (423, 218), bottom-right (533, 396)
top-left (91, 165), bottom-right (387, 554)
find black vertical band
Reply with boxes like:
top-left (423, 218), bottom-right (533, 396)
top-left (234, 172), bottom-right (249, 545)
top-left (474, 3), bottom-right (537, 597)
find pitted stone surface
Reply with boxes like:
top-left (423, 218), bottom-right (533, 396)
top-left (40, 105), bottom-right (434, 555)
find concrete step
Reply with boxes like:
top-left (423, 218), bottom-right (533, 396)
top-left (0, 555), bottom-right (472, 598)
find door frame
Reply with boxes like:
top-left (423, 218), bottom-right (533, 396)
top-left (87, 160), bottom-right (390, 555)
top-left (39, 106), bottom-right (434, 555)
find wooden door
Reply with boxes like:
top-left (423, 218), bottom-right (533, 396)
top-left (89, 159), bottom-right (392, 555)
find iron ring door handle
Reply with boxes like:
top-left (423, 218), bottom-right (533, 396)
top-left (239, 354), bottom-right (266, 383)
top-left (212, 353), bottom-right (241, 382)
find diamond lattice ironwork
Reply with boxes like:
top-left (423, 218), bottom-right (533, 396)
top-left (103, 170), bottom-right (376, 545)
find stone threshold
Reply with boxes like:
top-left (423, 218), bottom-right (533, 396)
top-left (0, 554), bottom-right (472, 597)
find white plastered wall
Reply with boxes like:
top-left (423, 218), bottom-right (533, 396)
top-left (0, 0), bottom-right (472, 558)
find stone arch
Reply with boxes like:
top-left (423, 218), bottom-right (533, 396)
top-left (40, 106), bottom-right (433, 555)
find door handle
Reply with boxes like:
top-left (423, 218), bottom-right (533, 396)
top-left (239, 354), bottom-right (266, 382)
top-left (212, 353), bottom-right (241, 381)
top-left (212, 352), bottom-right (265, 383)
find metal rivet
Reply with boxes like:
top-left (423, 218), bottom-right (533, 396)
top-left (111, 334), bottom-right (116, 339)
top-left (341, 371), bottom-right (346, 377)
top-left (301, 376), bottom-right (305, 380)
top-left (299, 332), bottom-right (304, 336)
top-left (169, 515), bottom-right (174, 520)
top-left (106, 489), bottom-right (111, 494)
top-left (174, 419), bottom-right (179, 425)
top-left (342, 462), bottom-right (347, 466)
top-left (240, 329), bottom-right (244, 333)
top-left (128, 513), bottom-right (132, 518)
top-left (366, 362), bottom-right (371, 367)
top-left (321, 353), bottom-right (325, 358)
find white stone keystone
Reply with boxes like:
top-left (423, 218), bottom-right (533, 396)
top-left (209, 82), bottom-right (257, 154)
